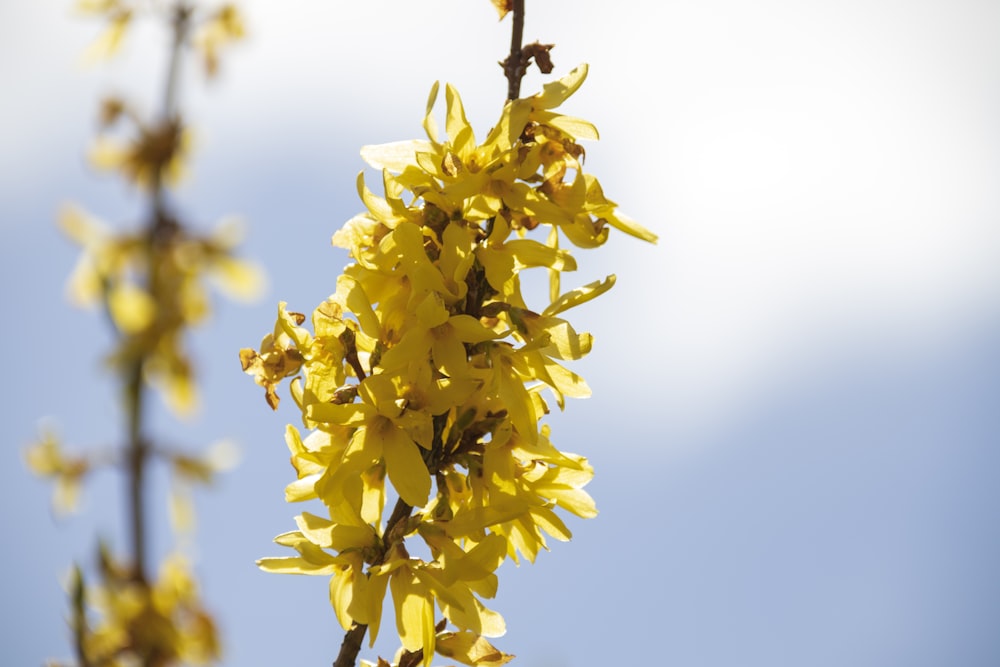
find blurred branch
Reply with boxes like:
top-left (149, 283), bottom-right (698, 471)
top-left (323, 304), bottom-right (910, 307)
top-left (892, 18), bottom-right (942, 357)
top-left (124, 1), bottom-right (193, 587)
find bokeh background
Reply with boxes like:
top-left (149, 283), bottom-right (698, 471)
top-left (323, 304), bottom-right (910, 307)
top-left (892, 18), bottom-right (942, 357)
top-left (3, 1), bottom-right (999, 665)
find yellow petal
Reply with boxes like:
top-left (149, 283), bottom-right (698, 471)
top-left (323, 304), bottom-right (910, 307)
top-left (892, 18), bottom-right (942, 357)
top-left (493, 350), bottom-right (538, 443)
top-left (83, 10), bottom-right (131, 62)
top-left (204, 439), bottom-right (241, 472)
top-left (306, 401), bottom-right (373, 427)
top-left (447, 315), bottom-right (498, 343)
top-left (533, 110), bottom-right (599, 140)
top-left (531, 64), bottom-right (588, 110)
top-left (88, 137), bottom-right (126, 172)
top-left (416, 291), bottom-right (450, 329)
top-left (423, 81), bottom-right (441, 144)
top-left (295, 512), bottom-right (376, 551)
top-left (436, 631), bottom-right (514, 666)
top-left (506, 238), bottom-right (577, 273)
top-left (211, 256), bottom-right (265, 302)
top-left (107, 282), bottom-right (155, 333)
top-left (605, 209), bottom-right (659, 243)
top-left (530, 506), bottom-right (572, 542)
top-left (390, 569), bottom-right (436, 654)
top-left (445, 84), bottom-right (476, 158)
top-left (58, 204), bottom-right (108, 246)
top-left (381, 426), bottom-right (430, 508)
top-left (361, 141), bottom-right (433, 173)
top-left (541, 483), bottom-right (597, 519)
top-left (76, 0), bottom-right (120, 13)
top-left (454, 533), bottom-right (507, 582)
top-left (168, 485), bottom-right (195, 533)
top-left (335, 274), bottom-right (382, 340)
top-left (330, 565), bottom-right (358, 631)
top-left (256, 556), bottom-right (337, 575)
top-left (542, 274), bottom-right (616, 317)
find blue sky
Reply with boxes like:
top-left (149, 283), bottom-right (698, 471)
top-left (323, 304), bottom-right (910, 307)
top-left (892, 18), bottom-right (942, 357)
top-left (2, 1), bottom-right (999, 665)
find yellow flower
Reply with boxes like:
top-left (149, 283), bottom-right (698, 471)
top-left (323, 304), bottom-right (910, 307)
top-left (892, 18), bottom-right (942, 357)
top-left (240, 303), bottom-right (307, 409)
top-left (246, 64), bottom-right (655, 660)
top-left (90, 118), bottom-right (191, 189)
top-left (61, 202), bottom-right (261, 414)
top-left (307, 369), bottom-right (434, 509)
top-left (195, 4), bottom-right (246, 77)
top-left (79, 552), bottom-right (220, 666)
top-left (24, 426), bottom-right (89, 515)
top-left (77, 1), bottom-right (133, 63)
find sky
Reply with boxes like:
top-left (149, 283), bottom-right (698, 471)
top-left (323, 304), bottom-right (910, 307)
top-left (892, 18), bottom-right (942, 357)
top-left (2, 1), bottom-right (999, 665)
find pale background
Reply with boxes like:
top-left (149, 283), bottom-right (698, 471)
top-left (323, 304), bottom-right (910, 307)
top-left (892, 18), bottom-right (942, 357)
top-left (2, 1), bottom-right (999, 665)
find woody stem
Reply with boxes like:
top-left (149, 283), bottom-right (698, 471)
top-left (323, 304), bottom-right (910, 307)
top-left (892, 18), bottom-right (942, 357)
top-left (505, 0), bottom-right (526, 100)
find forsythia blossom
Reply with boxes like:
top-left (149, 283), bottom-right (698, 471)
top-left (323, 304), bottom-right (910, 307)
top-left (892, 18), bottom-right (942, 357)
top-left (242, 64), bottom-right (655, 665)
top-left (31, 5), bottom-right (253, 667)
top-left (24, 426), bottom-right (89, 515)
top-left (61, 206), bottom-right (263, 414)
top-left (65, 550), bottom-right (220, 667)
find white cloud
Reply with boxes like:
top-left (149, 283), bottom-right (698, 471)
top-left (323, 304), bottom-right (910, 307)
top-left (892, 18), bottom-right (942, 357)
top-left (4, 0), bottom-right (998, 433)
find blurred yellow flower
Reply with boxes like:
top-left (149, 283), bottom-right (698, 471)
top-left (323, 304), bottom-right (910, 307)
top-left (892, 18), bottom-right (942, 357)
top-left (90, 119), bottom-right (191, 189)
top-left (78, 552), bottom-right (220, 666)
top-left (24, 426), bottom-right (89, 515)
top-left (195, 4), bottom-right (246, 77)
top-left (60, 204), bottom-right (262, 415)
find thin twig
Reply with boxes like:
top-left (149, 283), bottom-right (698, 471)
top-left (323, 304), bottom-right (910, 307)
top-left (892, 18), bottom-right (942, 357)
top-left (333, 623), bottom-right (369, 667)
top-left (152, 3), bottom-right (192, 221)
top-left (504, 0), bottom-right (526, 100)
top-left (126, 0), bottom-right (192, 589)
top-left (70, 565), bottom-right (93, 667)
top-left (125, 362), bottom-right (148, 584)
top-left (333, 497), bottom-right (414, 667)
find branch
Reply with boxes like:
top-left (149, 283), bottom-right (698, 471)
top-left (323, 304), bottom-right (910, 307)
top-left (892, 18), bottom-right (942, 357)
top-left (333, 623), bottom-right (369, 667)
top-left (126, 0), bottom-right (192, 588)
top-left (332, 497), bottom-right (414, 667)
top-left (502, 0), bottom-right (525, 100)
top-left (500, 1), bottom-right (554, 101)
top-left (151, 2), bottom-right (192, 223)
top-left (70, 565), bottom-right (93, 667)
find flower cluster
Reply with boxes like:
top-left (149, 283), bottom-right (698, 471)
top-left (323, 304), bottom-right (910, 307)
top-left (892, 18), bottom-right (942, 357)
top-left (27, 4), bottom-right (255, 666)
top-left (24, 425), bottom-right (90, 516)
top-left (60, 1), bottom-right (260, 415)
top-left (78, 0), bottom-right (244, 78)
top-left (242, 65), bottom-right (655, 665)
top-left (69, 551), bottom-right (220, 667)
top-left (60, 205), bottom-right (261, 414)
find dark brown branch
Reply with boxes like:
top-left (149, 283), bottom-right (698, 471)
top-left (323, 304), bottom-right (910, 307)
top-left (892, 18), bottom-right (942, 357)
top-left (126, 0), bottom-right (192, 590)
top-left (503, 0), bottom-right (525, 100)
top-left (333, 623), bottom-right (369, 667)
top-left (398, 648), bottom-right (424, 667)
top-left (500, 1), bottom-right (556, 102)
top-left (125, 361), bottom-right (149, 584)
top-left (336, 7), bottom-right (545, 660)
top-left (333, 496), bottom-right (414, 667)
top-left (151, 3), bottom-right (192, 223)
